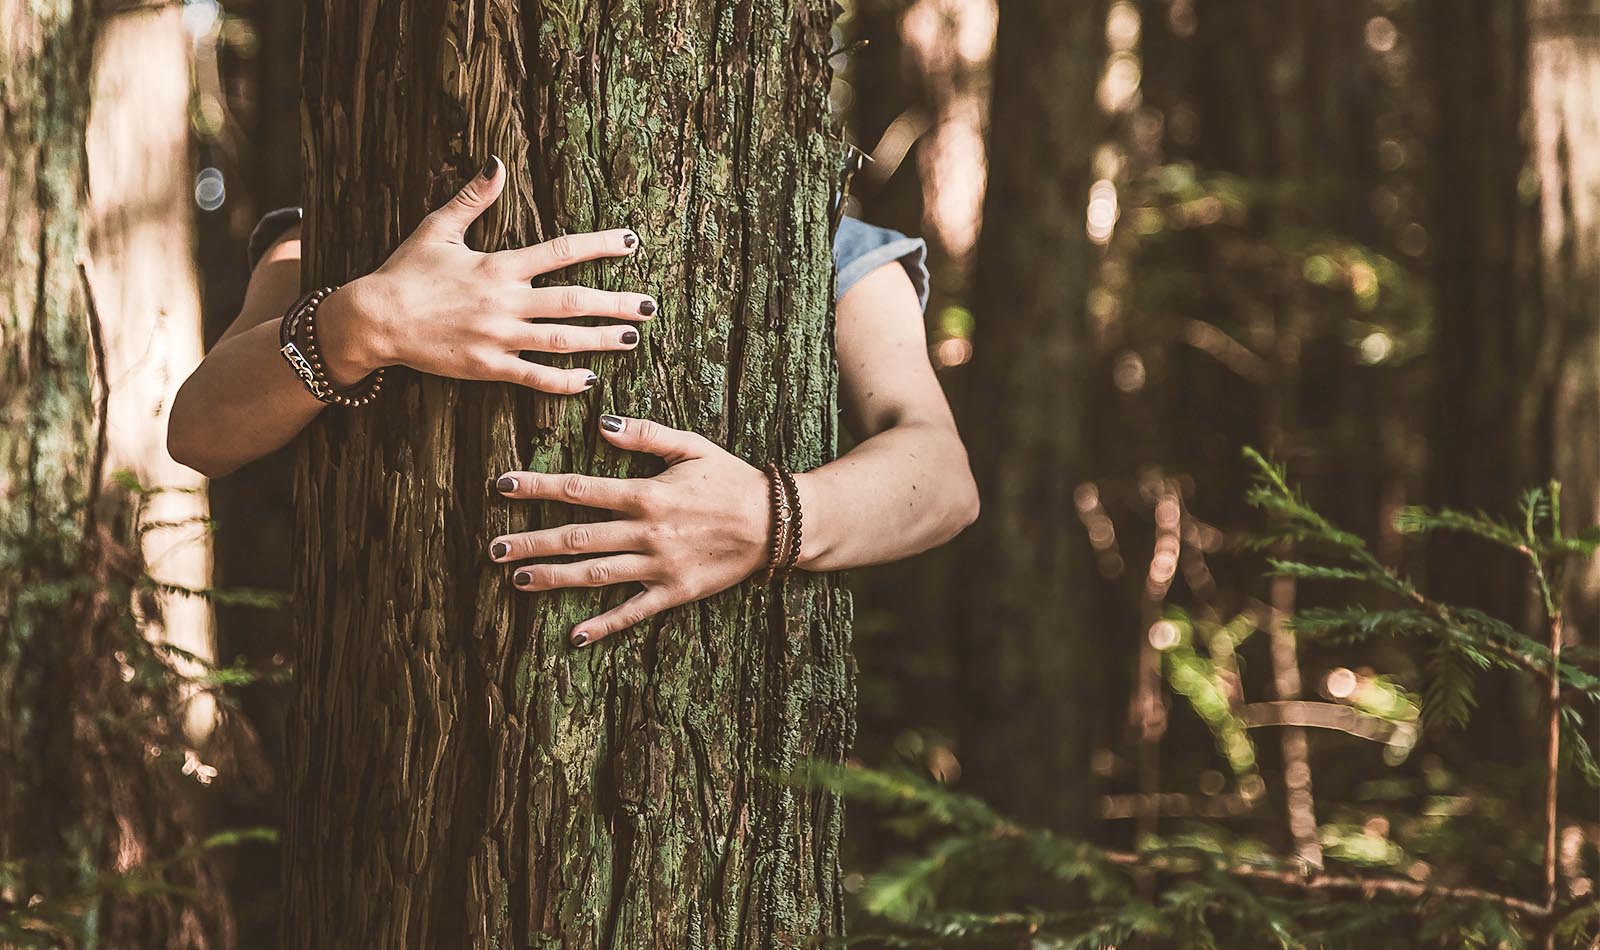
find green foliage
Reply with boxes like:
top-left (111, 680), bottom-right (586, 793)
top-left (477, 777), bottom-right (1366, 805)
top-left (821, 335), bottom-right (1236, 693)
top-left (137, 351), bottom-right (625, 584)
top-left (0, 470), bottom-right (285, 944)
top-left (829, 454), bottom-right (1600, 948)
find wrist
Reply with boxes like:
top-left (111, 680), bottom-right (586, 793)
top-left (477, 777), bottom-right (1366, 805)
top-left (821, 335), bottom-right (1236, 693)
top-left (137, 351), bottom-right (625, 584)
top-left (316, 276), bottom-right (392, 386)
top-left (790, 470), bottom-right (828, 571)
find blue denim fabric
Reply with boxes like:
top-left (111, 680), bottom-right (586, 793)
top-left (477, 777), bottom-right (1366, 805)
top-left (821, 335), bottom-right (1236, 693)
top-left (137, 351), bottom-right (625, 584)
top-left (833, 216), bottom-right (930, 312)
top-left (249, 207), bottom-right (930, 313)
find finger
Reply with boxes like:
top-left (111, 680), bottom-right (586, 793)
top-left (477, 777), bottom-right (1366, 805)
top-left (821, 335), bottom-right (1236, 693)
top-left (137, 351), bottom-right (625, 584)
top-left (515, 322), bottom-right (642, 355)
top-left (419, 155), bottom-right (505, 242)
top-left (510, 555), bottom-right (652, 592)
top-left (488, 521), bottom-right (642, 562)
top-left (492, 229), bottom-right (639, 278)
top-left (596, 415), bottom-right (711, 464)
top-left (523, 285), bottom-right (658, 322)
top-left (484, 355), bottom-right (598, 395)
top-left (495, 470), bottom-right (649, 514)
top-left (571, 585), bottom-right (683, 647)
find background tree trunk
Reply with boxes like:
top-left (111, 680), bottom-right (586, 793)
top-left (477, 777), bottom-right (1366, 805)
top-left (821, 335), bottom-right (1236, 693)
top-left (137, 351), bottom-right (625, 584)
top-left (1, 0), bottom-right (230, 945)
top-left (1528, 0), bottom-right (1600, 640)
top-left (280, 1), bottom-right (849, 945)
top-left (86, 0), bottom-right (217, 749)
top-left (955, 0), bottom-right (1107, 833)
top-left (1419, 0), bottom-right (1541, 630)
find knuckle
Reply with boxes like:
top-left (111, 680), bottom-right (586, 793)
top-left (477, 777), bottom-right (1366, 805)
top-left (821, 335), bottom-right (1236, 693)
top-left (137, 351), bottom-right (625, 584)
top-left (523, 367), bottom-right (559, 392)
top-left (476, 253), bottom-right (507, 278)
top-left (630, 482), bottom-right (657, 509)
top-left (462, 353), bottom-right (497, 378)
top-left (546, 330), bottom-right (573, 353)
top-left (558, 286), bottom-right (585, 314)
top-left (562, 474), bottom-right (588, 499)
top-left (564, 525), bottom-right (591, 549)
top-left (549, 234), bottom-right (576, 265)
top-left (586, 561), bottom-right (612, 585)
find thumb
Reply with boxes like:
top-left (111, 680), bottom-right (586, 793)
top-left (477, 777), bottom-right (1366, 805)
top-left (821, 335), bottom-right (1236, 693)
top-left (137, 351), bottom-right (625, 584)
top-left (422, 155), bottom-right (504, 242)
top-left (598, 414), bottom-right (709, 464)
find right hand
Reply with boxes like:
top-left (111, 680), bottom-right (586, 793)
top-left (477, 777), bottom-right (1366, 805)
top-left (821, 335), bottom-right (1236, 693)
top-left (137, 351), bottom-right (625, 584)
top-left (317, 155), bottom-right (654, 394)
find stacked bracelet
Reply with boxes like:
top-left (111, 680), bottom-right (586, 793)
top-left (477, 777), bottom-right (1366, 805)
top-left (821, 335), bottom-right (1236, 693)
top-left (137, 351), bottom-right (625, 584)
top-left (761, 462), bottom-right (804, 584)
top-left (279, 285), bottom-right (386, 407)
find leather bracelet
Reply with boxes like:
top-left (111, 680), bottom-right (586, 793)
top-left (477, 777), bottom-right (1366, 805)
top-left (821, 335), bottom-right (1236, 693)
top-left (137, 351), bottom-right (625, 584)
top-left (776, 464), bottom-right (803, 572)
top-left (279, 285), bottom-right (386, 407)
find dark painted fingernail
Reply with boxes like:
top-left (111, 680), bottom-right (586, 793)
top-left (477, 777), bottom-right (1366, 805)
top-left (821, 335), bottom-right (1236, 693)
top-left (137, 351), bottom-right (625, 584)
top-left (496, 475), bottom-right (517, 493)
top-left (480, 156), bottom-right (500, 179)
top-left (621, 329), bottom-right (639, 345)
top-left (489, 540), bottom-right (509, 559)
top-left (572, 631), bottom-right (589, 646)
top-left (584, 373), bottom-right (598, 389)
top-left (622, 231), bottom-right (638, 249)
top-left (514, 569), bottom-right (532, 587)
top-left (638, 299), bottom-right (657, 316)
top-left (599, 414), bottom-right (625, 433)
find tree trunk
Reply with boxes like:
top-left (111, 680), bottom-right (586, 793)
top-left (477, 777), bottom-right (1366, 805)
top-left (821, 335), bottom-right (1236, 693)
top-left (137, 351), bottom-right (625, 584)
top-left (956, 0), bottom-right (1106, 832)
top-left (1419, 0), bottom-right (1541, 625)
top-left (1, 1), bottom-right (230, 945)
top-left (280, 1), bottom-right (849, 945)
top-left (86, 0), bottom-right (216, 747)
top-left (1528, 0), bottom-right (1600, 639)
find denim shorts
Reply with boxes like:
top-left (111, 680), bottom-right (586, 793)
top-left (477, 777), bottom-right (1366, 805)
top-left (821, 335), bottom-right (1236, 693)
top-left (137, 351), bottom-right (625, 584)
top-left (248, 207), bottom-right (928, 313)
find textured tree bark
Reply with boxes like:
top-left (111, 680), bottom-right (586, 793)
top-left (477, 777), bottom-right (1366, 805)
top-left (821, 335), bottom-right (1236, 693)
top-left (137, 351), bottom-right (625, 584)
top-left (955, 0), bottom-right (1106, 833)
top-left (1528, 0), bottom-right (1600, 638)
top-left (1, 1), bottom-right (230, 945)
top-left (280, 1), bottom-right (850, 945)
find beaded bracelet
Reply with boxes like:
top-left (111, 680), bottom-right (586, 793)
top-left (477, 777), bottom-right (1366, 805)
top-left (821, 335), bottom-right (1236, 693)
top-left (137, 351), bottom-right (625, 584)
top-left (279, 285), bottom-right (386, 407)
top-left (762, 462), bottom-right (793, 584)
top-left (761, 462), bottom-right (804, 584)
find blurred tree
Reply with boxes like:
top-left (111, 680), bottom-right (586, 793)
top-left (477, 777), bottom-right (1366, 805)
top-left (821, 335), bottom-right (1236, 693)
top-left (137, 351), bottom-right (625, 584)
top-left (1, 0), bottom-right (231, 944)
top-left (1418, 0), bottom-right (1541, 633)
top-left (87, 0), bottom-right (217, 750)
top-left (955, 0), bottom-right (1108, 833)
top-left (279, 1), bottom-right (852, 945)
top-left (1527, 0), bottom-right (1600, 640)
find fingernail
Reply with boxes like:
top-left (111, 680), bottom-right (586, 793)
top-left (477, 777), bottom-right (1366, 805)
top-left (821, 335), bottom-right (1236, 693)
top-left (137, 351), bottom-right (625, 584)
top-left (514, 569), bottom-right (532, 587)
top-left (572, 631), bottom-right (589, 647)
top-left (489, 540), bottom-right (509, 559)
top-left (622, 231), bottom-right (638, 249)
top-left (638, 299), bottom-right (657, 317)
top-left (480, 155), bottom-right (500, 179)
top-left (584, 373), bottom-right (598, 389)
top-left (621, 329), bottom-right (639, 345)
top-left (599, 414), bottom-right (625, 433)
top-left (496, 475), bottom-right (517, 493)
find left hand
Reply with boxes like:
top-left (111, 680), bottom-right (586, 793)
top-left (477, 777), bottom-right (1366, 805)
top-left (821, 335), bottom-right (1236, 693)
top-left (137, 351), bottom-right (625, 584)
top-left (490, 415), bottom-right (772, 647)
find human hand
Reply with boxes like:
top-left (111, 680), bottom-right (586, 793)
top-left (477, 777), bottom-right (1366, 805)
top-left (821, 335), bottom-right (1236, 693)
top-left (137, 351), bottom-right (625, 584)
top-left (490, 415), bottom-right (773, 646)
top-left (317, 155), bottom-right (657, 393)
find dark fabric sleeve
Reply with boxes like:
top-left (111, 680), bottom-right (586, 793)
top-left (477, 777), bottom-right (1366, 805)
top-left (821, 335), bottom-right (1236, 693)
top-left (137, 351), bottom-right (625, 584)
top-left (246, 205), bottom-right (304, 272)
top-left (832, 217), bottom-right (931, 312)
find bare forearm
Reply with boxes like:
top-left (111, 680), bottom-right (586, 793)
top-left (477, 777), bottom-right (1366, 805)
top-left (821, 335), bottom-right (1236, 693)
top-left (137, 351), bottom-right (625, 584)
top-left (167, 316), bottom-right (330, 477)
top-left (792, 422), bottom-right (978, 572)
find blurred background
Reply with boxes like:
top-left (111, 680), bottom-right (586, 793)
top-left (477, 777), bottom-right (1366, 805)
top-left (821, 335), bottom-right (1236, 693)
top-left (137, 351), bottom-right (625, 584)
top-left (3, 0), bottom-right (1598, 946)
